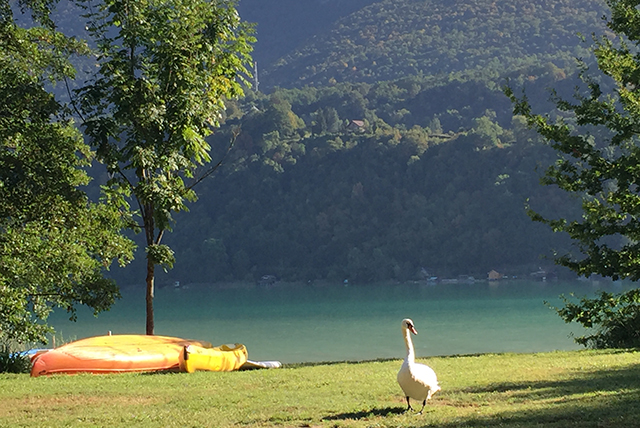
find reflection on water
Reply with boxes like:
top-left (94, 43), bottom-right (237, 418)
top-left (49, 280), bottom-right (625, 363)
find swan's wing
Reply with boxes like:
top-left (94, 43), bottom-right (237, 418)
top-left (398, 362), bottom-right (440, 401)
top-left (412, 363), bottom-right (439, 389)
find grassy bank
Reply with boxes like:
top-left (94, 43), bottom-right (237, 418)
top-left (1, 349), bottom-right (639, 427)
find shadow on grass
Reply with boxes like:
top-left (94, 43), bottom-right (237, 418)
top-left (140, 369), bottom-right (181, 376)
top-left (323, 406), bottom-right (405, 421)
top-left (424, 363), bottom-right (640, 428)
top-left (461, 362), bottom-right (640, 397)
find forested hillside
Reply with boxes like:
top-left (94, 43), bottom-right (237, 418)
top-left (41, 0), bottom-right (609, 285)
top-left (112, 73), bottom-right (585, 286)
top-left (262, 0), bottom-right (607, 89)
top-left (162, 119), bottom-right (577, 285)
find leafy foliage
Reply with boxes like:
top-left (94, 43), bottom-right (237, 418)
top-left (552, 289), bottom-right (640, 348)
top-left (0, 344), bottom-right (30, 374)
top-left (507, 0), bottom-right (640, 348)
top-left (507, 0), bottom-right (640, 281)
top-left (7, 0), bottom-right (610, 291)
top-left (0, 0), bottom-right (135, 344)
top-left (77, 0), bottom-right (254, 334)
top-left (236, 0), bottom-right (378, 67)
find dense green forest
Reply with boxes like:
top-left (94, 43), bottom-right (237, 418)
top-left (113, 74), bottom-right (586, 286)
top-left (45, 0), bottom-right (611, 285)
top-left (262, 0), bottom-right (607, 89)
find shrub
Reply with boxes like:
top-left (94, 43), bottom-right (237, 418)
top-left (0, 344), bottom-right (31, 374)
top-left (551, 289), bottom-right (640, 349)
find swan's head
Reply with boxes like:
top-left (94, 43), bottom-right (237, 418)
top-left (402, 318), bottom-right (418, 335)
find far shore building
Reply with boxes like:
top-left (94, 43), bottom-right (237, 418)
top-left (346, 119), bottom-right (366, 132)
top-left (487, 270), bottom-right (503, 281)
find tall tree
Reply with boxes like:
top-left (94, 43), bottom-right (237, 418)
top-left (78, 0), bottom-right (254, 334)
top-left (506, 0), bottom-right (640, 348)
top-left (0, 0), bottom-right (135, 344)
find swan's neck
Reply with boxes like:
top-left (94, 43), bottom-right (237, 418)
top-left (403, 329), bottom-right (415, 364)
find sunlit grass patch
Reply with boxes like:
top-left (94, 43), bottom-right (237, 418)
top-left (0, 349), bottom-right (639, 427)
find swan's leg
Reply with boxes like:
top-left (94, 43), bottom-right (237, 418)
top-left (417, 399), bottom-right (426, 414)
top-left (405, 396), bottom-right (413, 412)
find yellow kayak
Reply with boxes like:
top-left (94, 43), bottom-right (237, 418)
top-left (31, 334), bottom-right (248, 377)
top-left (179, 343), bottom-right (248, 373)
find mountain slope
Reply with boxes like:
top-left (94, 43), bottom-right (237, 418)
top-left (262, 0), bottom-right (607, 88)
top-left (237, 0), bottom-right (378, 67)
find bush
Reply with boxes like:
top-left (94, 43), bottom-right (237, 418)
top-left (551, 289), bottom-right (640, 349)
top-left (0, 344), bottom-right (31, 374)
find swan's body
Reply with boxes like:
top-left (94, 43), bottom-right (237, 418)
top-left (397, 318), bottom-right (440, 413)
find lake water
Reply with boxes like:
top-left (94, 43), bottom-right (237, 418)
top-left (49, 280), bottom-right (622, 364)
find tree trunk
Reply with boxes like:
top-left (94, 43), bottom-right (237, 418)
top-left (146, 255), bottom-right (155, 335)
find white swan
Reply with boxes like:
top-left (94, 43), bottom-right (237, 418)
top-left (397, 318), bottom-right (440, 413)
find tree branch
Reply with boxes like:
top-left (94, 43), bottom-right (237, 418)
top-left (187, 127), bottom-right (239, 191)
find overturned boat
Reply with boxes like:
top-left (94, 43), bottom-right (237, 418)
top-left (30, 334), bottom-right (277, 377)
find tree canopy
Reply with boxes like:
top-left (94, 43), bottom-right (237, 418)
top-left (507, 0), bottom-right (640, 348)
top-left (0, 0), bottom-right (134, 344)
top-left (77, 0), bottom-right (254, 334)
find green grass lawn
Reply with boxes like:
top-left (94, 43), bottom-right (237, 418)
top-left (1, 349), bottom-right (639, 427)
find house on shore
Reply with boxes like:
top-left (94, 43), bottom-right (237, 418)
top-left (487, 270), bottom-right (503, 281)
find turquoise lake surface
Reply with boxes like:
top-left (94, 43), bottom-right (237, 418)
top-left (49, 280), bottom-right (622, 364)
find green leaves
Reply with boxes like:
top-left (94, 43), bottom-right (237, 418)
top-left (76, 0), bottom-right (253, 333)
top-left (552, 289), bottom-right (640, 348)
top-left (0, 0), bottom-right (135, 344)
top-left (505, 2), bottom-right (640, 281)
top-left (0, 198), bottom-right (134, 343)
top-left (79, 0), bottom-right (254, 247)
top-left (145, 244), bottom-right (175, 271)
top-left (508, 0), bottom-right (640, 349)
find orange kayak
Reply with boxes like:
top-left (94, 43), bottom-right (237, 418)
top-left (31, 334), bottom-right (247, 377)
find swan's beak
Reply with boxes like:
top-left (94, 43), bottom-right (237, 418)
top-left (409, 326), bottom-right (418, 335)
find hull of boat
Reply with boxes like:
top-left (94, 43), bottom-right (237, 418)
top-left (31, 334), bottom-right (247, 377)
